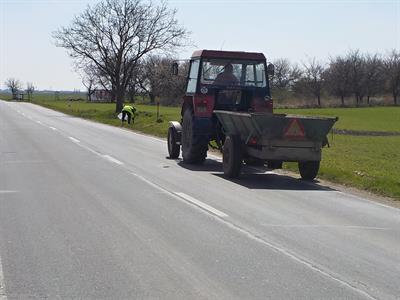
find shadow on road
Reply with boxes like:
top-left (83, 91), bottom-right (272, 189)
top-left (177, 159), bottom-right (222, 172)
top-left (213, 173), bottom-right (334, 191)
top-left (176, 159), bottom-right (334, 192)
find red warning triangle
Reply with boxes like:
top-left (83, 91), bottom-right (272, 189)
top-left (283, 118), bottom-right (305, 138)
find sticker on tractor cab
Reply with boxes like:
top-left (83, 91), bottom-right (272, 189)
top-left (283, 118), bottom-right (305, 138)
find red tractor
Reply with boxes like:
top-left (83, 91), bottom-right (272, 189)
top-left (168, 50), bottom-right (336, 179)
top-left (168, 50), bottom-right (274, 161)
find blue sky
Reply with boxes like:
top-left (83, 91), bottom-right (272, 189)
top-left (1, 0), bottom-right (399, 90)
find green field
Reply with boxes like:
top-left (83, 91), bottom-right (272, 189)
top-left (3, 96), bottom-right (399, 200)
top-left (278, 107), bottom-right (400, 133)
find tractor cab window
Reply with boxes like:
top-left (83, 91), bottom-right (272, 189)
top-left (186, 59), bottom-right (200, 94)
top-left (201, 59), bottom-right (266, 88)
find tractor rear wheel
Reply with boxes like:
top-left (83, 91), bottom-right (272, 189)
top-left (223, 135), bottom-right (242, 178)
top-left (167, 127), bottom-right (180, 159)
top-left (181, 109), bottom-right (208, 164)
top-left (298, 161), bottom-right (320, 180)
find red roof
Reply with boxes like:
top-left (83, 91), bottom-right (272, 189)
top-left (191, 50), bottom-right (265, 60)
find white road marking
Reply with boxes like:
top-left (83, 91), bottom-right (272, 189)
top-left (0, 253), bottom-right (7, 300)
top-left (68, 137), bottom-right (80, 143)
top-left (75, 143), bottom-right (103, 157)
top-left (174, 192), bottom-right (228, 218)
top-left (36, 120), bottom-right (42, 125)
top-left (129, 172), bottom-right (228, 218)
top-left (102, 155), bottom-right (123, 165)
top-left (0, 190), bottom-right (17, 194)
top-left (129, 131), bottom-right (165, 143)
top-left (49, 126), bottom-right (57, 131)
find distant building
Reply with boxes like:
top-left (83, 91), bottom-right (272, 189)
top-left (91, 89), bottom-right (112, 102)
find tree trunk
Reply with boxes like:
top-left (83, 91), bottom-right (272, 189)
top-left (341, 95), bottom-right (345, 107)
top-left (394, 94), bottom-right (398, 105)
top-left (367, 95), bottom-right (370, 105)
top-left (111, 90), bottom-right (116, 103)
top-left (87, 89), bottom-right (92, 102)
top-left (115, 89), bottom-right (124, 113)
top-left (317, 95), bottom-right (321, 107)
top-left (150, 94), bottom-right (155, 104)
top-left (129, 89), bottom-right (135, 103)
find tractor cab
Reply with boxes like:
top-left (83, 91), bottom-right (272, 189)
top-left (183, 50), bottom-right (274, 117)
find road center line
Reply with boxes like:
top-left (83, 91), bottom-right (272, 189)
top-left (49, 126), bottom-right (57, 131)
top-left (36, 120), bottom-right (42, 125)
top-left (102, 155), bottom-right (123, 165)
top-left (174, 192), bottom-right (229, 218)
top-left (0, 253), bottom-right (7, 300)
top-left (68, 137), bottom-right (80, 143)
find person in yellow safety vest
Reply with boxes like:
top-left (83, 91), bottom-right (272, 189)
top-left (121, 105), bottom-right (136, 125)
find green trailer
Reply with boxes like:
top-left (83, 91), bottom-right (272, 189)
top-left (214, 110), bottom-right (338, 180)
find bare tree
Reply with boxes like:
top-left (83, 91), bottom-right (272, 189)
top-left (135, 55), bottom-right (188, 106)
top-left (136, 56), bottom-right (167, 104)
top-left (157, 59), bottom-right (188, 106)
top-left (80, 64), bottom-right (98, 102)
top-left (383, 50), bottom-right (400, 105)
top-left (5, 78), bottom-right (22, 99)
top-left (302, 57), bottom-right (325, 106)
top-left (363, 54), bottom-right (384, 105)
top-left (54, 0), bottom-right (189, 112)
top-left (126, 67), bottom-right (141, 103)
top-left (26, 82), bottom-right (35, 101)
top-left (270, 58), bottom-right (302, 90)
top-left (347, 50), bottom-right (366, 105)
top-left (325, 56), bottom-right (352, 106)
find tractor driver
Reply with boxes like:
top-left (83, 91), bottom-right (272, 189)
top-left (213, 63), bottom-right (239, 85)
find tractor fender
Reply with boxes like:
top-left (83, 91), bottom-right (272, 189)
top-left (169, 121), bottom-right (182, 143)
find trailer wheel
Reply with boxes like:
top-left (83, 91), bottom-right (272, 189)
top-left (298, 161), bottom-right (320, 180)
top-left (167, 127), bottom-right (180, 159)
top-left (223, 135), bottom-right (242, 178)
top-left (182, 109), bottom-right (208, 164)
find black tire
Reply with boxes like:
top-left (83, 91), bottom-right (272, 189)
top-left (223, 135), bottom-right (242, 178)
top-left (298, 161), bottom-right (320, 180)
top-left (181, 109), bottom-right (208, 164)
top-left (167, 127), bottom-right (180, 159)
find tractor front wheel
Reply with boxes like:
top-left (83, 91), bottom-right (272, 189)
top-left (181, 109), bottom-right (208, 164)
top-left (298, 161), bottom-right (320, 180)
top-left (167, 127), bottom-right (180, 159)
top-left (223, 135), bottom-right (242, 178)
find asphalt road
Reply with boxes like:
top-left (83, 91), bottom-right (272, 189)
top-left (0, 100), bottom-right (399, 300)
